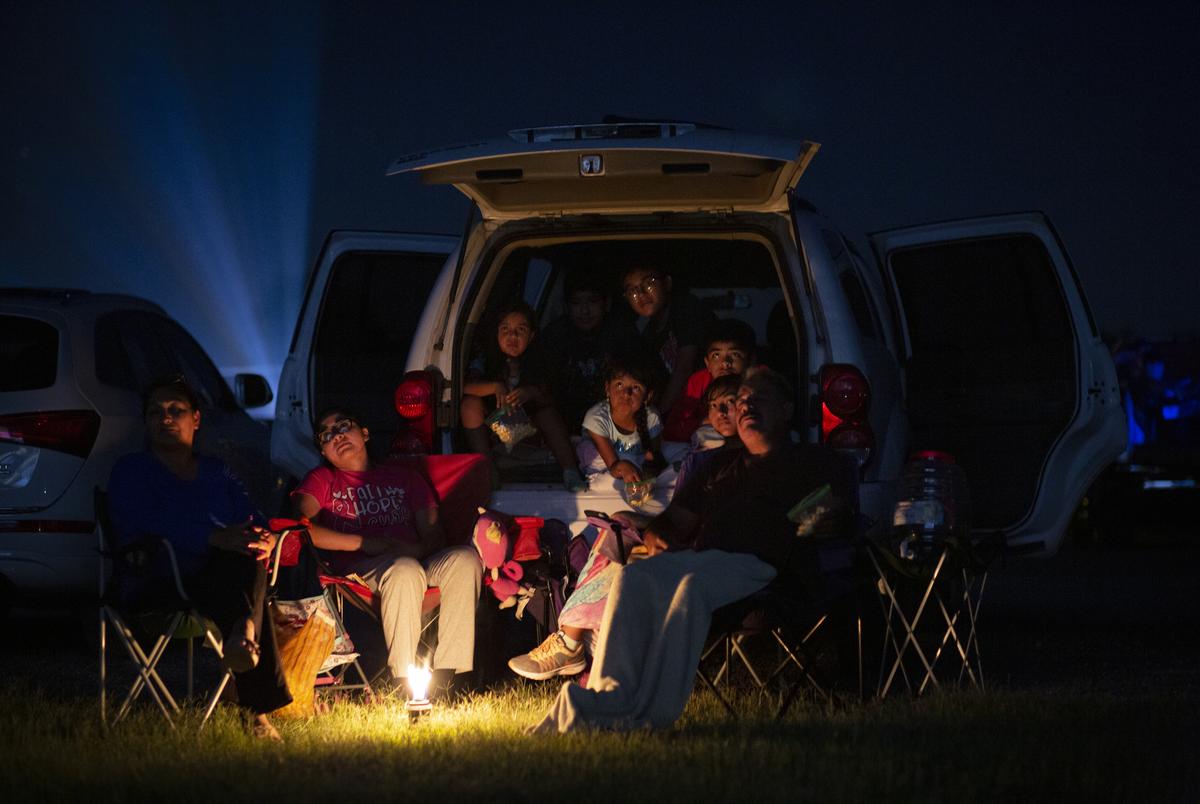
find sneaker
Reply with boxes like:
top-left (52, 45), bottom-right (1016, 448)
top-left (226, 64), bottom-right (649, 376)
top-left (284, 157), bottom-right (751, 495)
top-left (508, 631), bottom-right (587, 680)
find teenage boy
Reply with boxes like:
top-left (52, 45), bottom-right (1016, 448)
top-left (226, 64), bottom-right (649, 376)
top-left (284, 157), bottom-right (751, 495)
top-left (543, 270), bottom-right (614, 433)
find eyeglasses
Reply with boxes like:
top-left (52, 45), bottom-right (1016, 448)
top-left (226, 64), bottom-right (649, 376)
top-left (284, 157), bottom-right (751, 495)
top-left (146, 404), bottom-right (193, 420)
top-left (622, 275), bottom-right (662, 301)
top-left (316, 418), bottom-right (357, 446)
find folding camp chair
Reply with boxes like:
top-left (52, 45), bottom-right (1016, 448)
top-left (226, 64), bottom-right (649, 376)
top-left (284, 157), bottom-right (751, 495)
top-left (696, 455), bottom-right (869, 717)
top-left (696, 536), bottom-right (868, 718)
top-left (867, 532), bottom-right (998, 698)
top-left (97, 492), bottom-right (303, 729)
top-left (259, 517), bottom-right (378, 700)
top-left (310, 453), bottom-right (491, 686)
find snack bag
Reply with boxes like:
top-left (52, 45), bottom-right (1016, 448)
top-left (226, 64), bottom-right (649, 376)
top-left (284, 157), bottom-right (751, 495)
top-left (486, 405), bottom-right (537, 452)
top-left (623, 475), bottom-right (656, 508)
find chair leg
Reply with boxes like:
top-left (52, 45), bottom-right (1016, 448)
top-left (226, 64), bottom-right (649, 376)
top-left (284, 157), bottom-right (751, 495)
top-left (316, 588), bottom-right (375, 701)
top-left (108, 613), bottom-right (180, 727)
top-left (872, 548), bottom-right (945, 697)
top-left (187, 636), bottom-right (195, 700)
top-left (695, 663), bottom-right (738, 718)
top-left (99, 608), bottom-right (107, 729)
top-left (199, 626), bottom-right (233, 728)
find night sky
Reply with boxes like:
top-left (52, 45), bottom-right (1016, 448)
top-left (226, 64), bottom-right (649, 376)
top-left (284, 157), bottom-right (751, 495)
top-left (4, 1), bottom-right (1198, 392)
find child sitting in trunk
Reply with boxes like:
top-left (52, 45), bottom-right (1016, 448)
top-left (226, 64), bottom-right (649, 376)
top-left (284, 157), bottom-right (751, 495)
top-left (661, 318), bottom-right (756, 443)
top-left (575, 348), bottom-right (666, 484)
top-left (460, 300), bottom-right (586, 491)
top-left (543, 270), bottom-right (614, 434)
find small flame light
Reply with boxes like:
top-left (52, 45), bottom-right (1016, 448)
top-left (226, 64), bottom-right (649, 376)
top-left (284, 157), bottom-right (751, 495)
top-left (405, 663), bottom-right (432, 722)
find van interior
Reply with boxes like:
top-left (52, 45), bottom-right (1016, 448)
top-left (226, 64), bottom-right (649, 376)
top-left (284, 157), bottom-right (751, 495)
top-left (456, 234), bottom-right (801, 485)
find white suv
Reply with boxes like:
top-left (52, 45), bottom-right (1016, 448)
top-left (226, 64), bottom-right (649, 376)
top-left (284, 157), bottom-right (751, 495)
top-left (272, 121), bottom-right (1125, 556)
top-left (0, 289), bottom-right (277, 601)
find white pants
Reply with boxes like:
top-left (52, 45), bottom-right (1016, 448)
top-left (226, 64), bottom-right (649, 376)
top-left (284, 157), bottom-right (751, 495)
top-left (342, 545), bottom-right (481, 678)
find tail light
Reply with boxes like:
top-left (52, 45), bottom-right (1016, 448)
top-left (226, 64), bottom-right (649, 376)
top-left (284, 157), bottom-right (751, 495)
top-left (819, 365), bottom-right (873, 459)
top-left (0, 410), bottom-right (101, 458)
top-left (391, 371), bottom-right (435, 455)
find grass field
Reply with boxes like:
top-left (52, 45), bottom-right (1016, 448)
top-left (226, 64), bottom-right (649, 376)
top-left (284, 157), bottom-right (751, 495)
top-left (3, 678), bottom-right (1196, 803)
top-left (6, 539), bottom-right (1200, 802)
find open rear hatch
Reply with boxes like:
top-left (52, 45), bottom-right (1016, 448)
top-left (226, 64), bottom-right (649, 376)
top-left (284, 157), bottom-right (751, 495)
top-left (388, 122), bottom-right (818, 219)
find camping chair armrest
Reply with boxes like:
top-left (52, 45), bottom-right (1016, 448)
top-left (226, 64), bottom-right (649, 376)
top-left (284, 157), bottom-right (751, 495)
top-left (267, 525), bottom-right (310, 587)
top-left (158, 539), bottom-right (191, 602)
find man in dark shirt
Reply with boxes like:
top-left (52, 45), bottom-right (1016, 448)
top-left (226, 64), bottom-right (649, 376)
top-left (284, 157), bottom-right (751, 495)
top-left (530, 368), bottom-right (848, 732)
top-left (643, 369), bottom-right (847, 570)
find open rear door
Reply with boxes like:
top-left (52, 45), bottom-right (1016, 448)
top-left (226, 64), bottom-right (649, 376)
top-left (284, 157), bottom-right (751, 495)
top-left (272, 231), bottom-right (457, 480)
top-left (871, 212), bottom-right (1124, 555)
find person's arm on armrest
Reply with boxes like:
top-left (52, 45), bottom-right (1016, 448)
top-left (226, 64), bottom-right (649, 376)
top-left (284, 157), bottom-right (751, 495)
top-left (293, 492), bottom-right (392, 556)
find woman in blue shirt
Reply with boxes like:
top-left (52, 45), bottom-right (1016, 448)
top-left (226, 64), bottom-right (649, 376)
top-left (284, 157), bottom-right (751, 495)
top-left (108, 377), bottom-right (290, 739)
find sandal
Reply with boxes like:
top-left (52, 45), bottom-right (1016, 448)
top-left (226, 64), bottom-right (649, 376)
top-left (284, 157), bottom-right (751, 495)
top-left (250, 714), bottom-right (282, 741)
top-left (223, 617), bottom-right (261, 674)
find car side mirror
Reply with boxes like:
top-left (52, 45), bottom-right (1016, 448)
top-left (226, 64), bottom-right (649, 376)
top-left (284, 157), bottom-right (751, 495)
top-left (235, 373), bottom-right (274, 409)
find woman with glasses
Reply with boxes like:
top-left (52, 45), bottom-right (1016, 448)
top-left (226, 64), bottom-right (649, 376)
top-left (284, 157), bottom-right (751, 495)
top-left (615, 265), bottom-right (715, 417)
top-left (292, 407), bottom-right (481, 697)
top-left (107, 376), bottom-right (291, 740)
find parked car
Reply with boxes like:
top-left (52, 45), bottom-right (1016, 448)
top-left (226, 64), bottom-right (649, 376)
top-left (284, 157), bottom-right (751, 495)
top-left (0, 289), bottom-right (278, 602)
top-left (272, 121), bottom-right (1126, 557)
top-left (1080, 337), bottom-right (1200, 542)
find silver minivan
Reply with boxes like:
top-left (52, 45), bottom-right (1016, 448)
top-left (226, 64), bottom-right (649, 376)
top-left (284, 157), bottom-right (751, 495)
top-left (273, 121), bottom-right (1125, 556)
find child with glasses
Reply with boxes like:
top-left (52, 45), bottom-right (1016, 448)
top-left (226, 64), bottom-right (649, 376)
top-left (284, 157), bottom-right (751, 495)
top-left (460, 300), bottom-right (586, 491)
top-left (293, 407), bottom-right (482, 697)
top-left (662, 318), bottom-right (756, 443)
top-left (615, 265), bottom-right (715, 417)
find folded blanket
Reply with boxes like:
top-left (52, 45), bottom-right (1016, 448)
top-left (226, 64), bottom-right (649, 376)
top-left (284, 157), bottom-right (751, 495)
top-left (529, 549), bottom-right (775, 733)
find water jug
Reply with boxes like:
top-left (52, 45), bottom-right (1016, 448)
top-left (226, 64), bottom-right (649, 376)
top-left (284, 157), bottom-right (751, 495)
top-left (891, 450), bottom-right (971, 558)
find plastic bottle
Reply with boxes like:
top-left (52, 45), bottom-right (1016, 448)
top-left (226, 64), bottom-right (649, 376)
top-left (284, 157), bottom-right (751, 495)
top-left (891, 450), bottom-right (971, 558)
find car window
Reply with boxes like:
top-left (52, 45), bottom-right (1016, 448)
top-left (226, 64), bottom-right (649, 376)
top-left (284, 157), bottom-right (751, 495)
top-left (150, 315), bottom-right (237, 411)
top-left (823, 229), bottom-right (880, 341)
top-left (311, 250), bottom-right (447, 452)
top-left (0, 315), bottom-right (58, 391)
top-left (95, 311), bottom-right (177, 392)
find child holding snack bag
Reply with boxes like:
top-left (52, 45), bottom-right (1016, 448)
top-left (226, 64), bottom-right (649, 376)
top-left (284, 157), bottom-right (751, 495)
top-left (460, 300), bottom-right (587, 491)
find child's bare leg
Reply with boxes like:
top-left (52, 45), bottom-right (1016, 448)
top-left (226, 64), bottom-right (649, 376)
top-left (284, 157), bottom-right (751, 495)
top-left (532, 405), bottom-right (580, 472)
top-left (560, 625), bottom-right (586, 641)
top-left (460, 394), bottom-right (492, 455)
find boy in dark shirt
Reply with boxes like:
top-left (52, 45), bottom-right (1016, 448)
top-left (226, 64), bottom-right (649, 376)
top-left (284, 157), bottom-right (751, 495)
top-left (543, 271), bottom-right (613, 433)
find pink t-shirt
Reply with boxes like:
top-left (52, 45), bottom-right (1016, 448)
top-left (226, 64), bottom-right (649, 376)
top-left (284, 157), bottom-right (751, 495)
top-left (294, 463), bottom-right (436, 557)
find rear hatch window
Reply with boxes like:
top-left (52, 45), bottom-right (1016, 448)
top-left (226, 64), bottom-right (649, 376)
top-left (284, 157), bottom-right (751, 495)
top-left (0, 315), bottom-right (59, 391)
